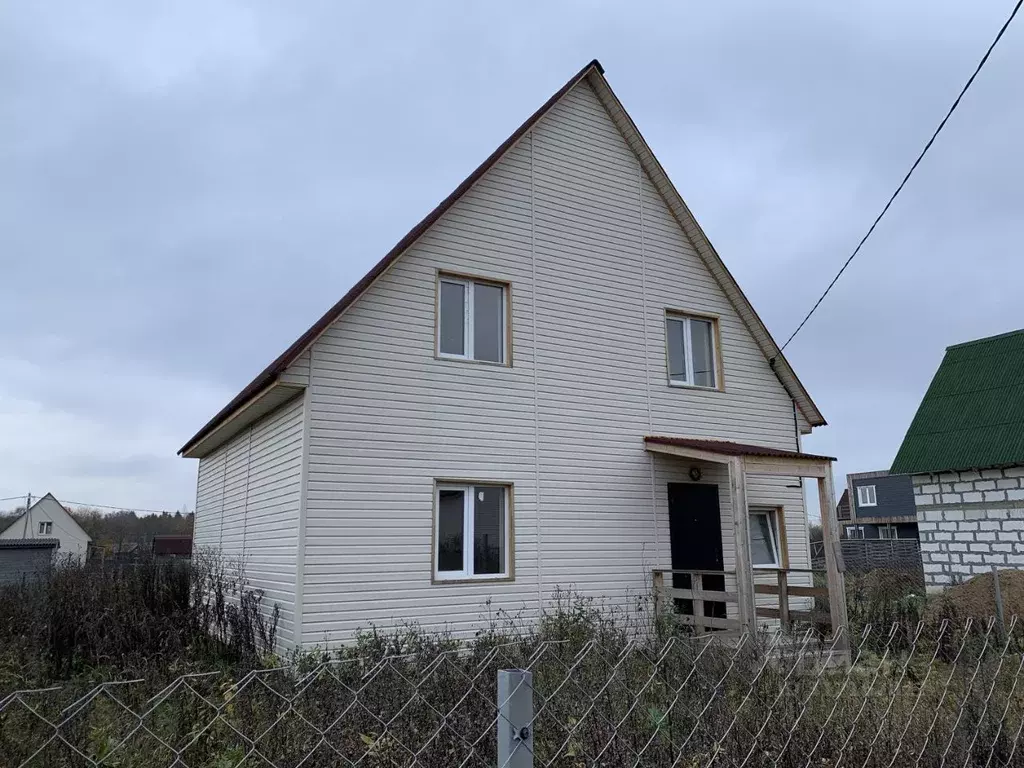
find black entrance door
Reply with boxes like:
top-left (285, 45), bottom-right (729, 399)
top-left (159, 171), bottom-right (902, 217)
top-left (667, 483), bottom-right (726, 618)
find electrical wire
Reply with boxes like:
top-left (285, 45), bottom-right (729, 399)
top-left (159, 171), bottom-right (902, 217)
top-left (57, 499), bottom-right (180, 515)
top-left (0, 494), bottom-right (179, 515)
top-left (779, 0), bottom-right (1023, 352)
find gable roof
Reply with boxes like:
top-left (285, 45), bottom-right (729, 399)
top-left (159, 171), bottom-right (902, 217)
top-left (891, 329), bottom-right (1024, 475)
top-left (0, 493), bottom-right (92, 542)
top-left (179, 60), bottom-right (825, 456)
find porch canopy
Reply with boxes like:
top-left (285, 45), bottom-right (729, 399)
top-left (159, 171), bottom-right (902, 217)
top-left (644, 436), bottom-right (847, 641)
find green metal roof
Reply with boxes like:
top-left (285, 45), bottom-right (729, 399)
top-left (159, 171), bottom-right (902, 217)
top-left (891, 329), bottom-right (1024, 475)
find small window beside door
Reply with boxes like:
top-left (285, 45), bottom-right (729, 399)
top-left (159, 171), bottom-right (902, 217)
top-left (435, 483), bottom-right (511, 581)
top-left (857, 485), bottom-right (877, 507)
top-left (666, 313), bottom-right (719, 389)
top-left (749, 508), bottom-right (782, 568)
top-left (437, 274), bottom-right (509, 364)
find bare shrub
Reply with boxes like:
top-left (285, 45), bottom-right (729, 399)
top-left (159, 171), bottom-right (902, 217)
top-left (0, 550), bottom-right (278, 688)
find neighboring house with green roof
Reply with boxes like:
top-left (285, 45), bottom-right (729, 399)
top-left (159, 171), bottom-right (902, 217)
top-left (891, 329), bottom-right (1024, 592)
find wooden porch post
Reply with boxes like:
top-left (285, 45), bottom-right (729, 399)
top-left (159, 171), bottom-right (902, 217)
top-left (817, 464), bottom-right (849, 658)
top-left (729, 457), bottom-right (757, 633)
top-left (652, 570), bottom-right (665, 617)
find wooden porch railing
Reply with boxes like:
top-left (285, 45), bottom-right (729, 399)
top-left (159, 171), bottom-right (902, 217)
top-left (652, 569), bottom-right (741, 633)
top-left (653, 568), bottom-right (834, 635)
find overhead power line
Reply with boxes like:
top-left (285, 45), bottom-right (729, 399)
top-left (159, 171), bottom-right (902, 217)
top-left (779, 0), bottom-right (1023, 353)
top-left (0, 493), bottom-right (178, 515)
top-left (59, 499), bottom-right (180, 515)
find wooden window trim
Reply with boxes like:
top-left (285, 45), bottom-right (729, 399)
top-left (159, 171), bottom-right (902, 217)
top-left (431, 479), bottom-right (515, 585)
top-left (435, 270), bottom-right (513, 367)
top-left (664, 309), bottom-right (724, 392)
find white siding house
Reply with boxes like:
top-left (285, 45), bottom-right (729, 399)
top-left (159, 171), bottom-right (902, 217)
top-left (0, 493), bottom-right (91, 563)
top-left (181, 61), bottom-right (845, 650)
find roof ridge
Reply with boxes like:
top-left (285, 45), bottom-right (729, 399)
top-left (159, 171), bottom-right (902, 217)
top-left (946, 328), bottom-right (1024, 351)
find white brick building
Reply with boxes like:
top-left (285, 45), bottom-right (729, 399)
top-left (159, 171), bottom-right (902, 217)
top-left (891, 329), bottom-right (1024, 593)
top-left (911, 468), bottom-right (1024, 590)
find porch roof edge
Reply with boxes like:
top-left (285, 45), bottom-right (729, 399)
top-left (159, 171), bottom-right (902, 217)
top-left (644, 435), bottom-right (836, 463)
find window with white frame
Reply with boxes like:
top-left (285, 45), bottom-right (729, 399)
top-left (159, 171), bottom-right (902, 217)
top-left (437, 275), bottom-right (507, 363)
top-left (847, 525), bottom-right (865, 540)
top-left (38, 521), bottom-right (52, 535)
top-left (435, 483), bottom-right (509, 580)
top-left (856, 485), bottom-right (877, 508)
top-left (666, 313), bottom-right (718, 388)
top-left (879, 525), bottom-right (898, 540)
top-left (749, 508), bottom-right (781, 568)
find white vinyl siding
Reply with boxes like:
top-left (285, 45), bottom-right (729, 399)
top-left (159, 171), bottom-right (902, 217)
top-left (295, 78), bottom-right (811, 644)
top-left (192, 395), bottom-right (304, 648)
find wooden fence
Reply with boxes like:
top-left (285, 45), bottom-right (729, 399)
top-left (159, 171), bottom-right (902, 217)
top-left (812, 538), bottom-right (923, 572)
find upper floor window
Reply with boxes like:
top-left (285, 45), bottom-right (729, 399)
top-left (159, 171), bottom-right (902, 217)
top-left (857, 485), bottom-right (877, 507)
top-left (666, 313), bottom-right (718, 389)
top-left (435, 483), bottom-right (510, 581)
top-left (38, 521), bottom-right (52, 535)
top-left (438, 274), bottom-right (508, 364)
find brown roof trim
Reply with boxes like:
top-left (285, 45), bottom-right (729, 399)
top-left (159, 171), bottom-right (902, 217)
top-left (644, 435), bottom-right (836, 462)
top-left (179, 59), bottom-right (605, 456)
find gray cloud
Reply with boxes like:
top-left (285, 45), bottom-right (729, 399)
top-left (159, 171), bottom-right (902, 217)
top-left (2, 1), bottom-right (1022, 514)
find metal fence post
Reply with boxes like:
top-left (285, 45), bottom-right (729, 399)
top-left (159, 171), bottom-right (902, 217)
top-left (497, 669), bottom-right (534, 768)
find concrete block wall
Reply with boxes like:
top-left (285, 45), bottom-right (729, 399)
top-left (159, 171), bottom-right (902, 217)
top-left (913, 466), bottom-right (1024, 592)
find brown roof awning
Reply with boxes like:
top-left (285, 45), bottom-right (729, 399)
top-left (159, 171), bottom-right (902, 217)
top-left (644, 436), bottom-right (836, 462)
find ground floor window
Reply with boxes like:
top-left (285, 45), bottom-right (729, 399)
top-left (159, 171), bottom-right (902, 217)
top-left (749, 507), bottom-right (781, 568)
top-left (847, 525), bottom-right (865, 539)
top-left (435, 483), bottom-right (510, 580)
top-left (879, 525), bottom-right (898, 539)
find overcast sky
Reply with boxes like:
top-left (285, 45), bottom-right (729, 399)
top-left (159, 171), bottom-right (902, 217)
top-left (2, 1), bottom-right (1022, 515)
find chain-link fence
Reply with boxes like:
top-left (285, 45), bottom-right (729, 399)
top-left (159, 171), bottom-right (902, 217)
top-left (3, 617), bottom-right (1024, 767)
